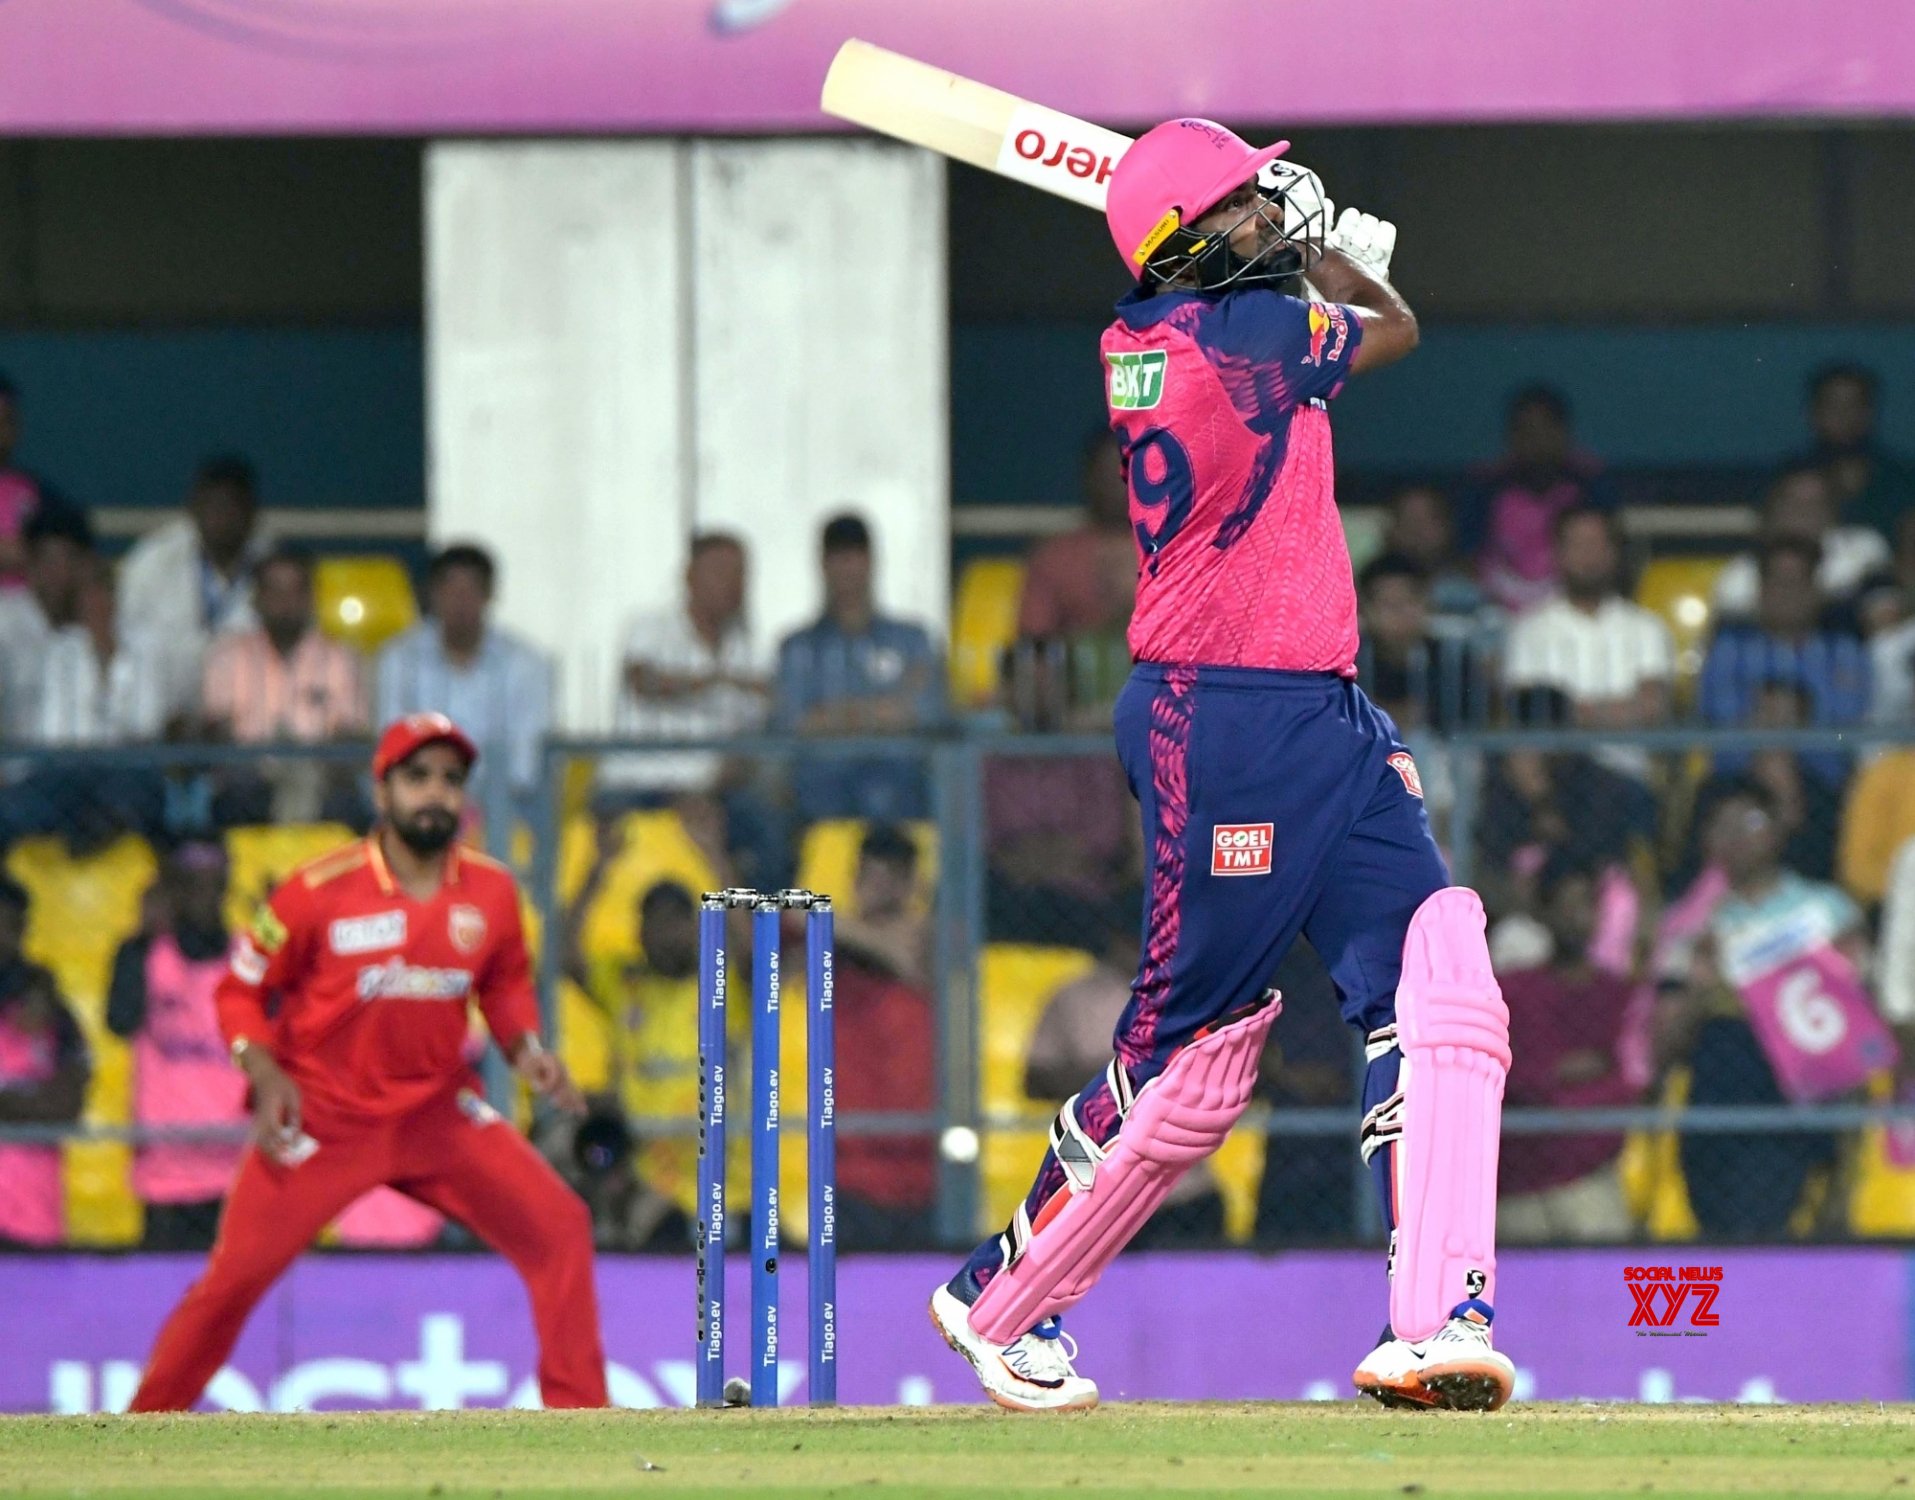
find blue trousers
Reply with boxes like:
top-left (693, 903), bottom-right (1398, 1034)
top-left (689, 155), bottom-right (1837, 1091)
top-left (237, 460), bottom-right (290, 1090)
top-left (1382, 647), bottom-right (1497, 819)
top-left (962, 665), bottom-right (1447, 1293)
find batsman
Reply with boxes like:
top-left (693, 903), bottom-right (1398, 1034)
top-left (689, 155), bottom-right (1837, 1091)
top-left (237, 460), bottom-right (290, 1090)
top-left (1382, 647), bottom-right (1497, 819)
top-left (932, 120), bottom-right (1513, 1412)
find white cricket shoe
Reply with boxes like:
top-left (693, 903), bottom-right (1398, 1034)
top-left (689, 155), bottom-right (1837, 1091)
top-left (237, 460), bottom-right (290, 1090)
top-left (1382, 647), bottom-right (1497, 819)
top-left (929, 1284), bottom-right (1100, 1412)
top-left (1353, 1300), bottom-right (1515, 1412)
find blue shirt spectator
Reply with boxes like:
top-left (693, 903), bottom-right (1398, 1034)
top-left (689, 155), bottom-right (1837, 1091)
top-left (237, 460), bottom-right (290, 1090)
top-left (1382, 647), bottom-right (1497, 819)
top-left (774, 514), bottom-right (943, 820)
top-left (375, 543), bottom-right (553, 820)
top-left (1700, 537), bottom-right (1870, 786)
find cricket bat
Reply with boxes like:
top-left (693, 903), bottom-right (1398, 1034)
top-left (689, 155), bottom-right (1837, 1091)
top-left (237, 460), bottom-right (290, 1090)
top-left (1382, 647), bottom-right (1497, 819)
top-left (821, 39), bottom-right (1132, 211)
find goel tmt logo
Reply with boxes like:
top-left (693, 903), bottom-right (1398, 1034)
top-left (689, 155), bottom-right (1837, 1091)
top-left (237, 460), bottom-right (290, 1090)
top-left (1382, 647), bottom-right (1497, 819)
top-left (1624, 1264), bottom-right (1721, 1335)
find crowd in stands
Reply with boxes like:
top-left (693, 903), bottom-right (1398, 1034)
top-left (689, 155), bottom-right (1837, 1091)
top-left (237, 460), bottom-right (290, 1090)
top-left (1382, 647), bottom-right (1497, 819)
top-left (3, 356), bottom-right (1915, 1252)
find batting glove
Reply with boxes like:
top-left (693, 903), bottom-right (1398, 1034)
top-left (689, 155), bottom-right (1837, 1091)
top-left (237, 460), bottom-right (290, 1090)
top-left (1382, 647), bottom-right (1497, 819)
top-left (1328, 205), bottom-right (1398, 281)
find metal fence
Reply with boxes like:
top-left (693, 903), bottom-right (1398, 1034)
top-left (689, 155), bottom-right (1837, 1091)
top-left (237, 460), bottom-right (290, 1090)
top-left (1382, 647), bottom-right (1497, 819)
top-left (2, 724), bottom-right (1913, 1253)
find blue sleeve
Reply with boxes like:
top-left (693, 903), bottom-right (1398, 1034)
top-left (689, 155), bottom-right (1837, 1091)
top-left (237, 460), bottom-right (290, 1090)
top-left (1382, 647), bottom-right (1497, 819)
top-left (903, 626), bottom-right (945, 727)
top-left (1836, 638), bottom-right (1871, 723)
top-left (772, 634), bottom-right (809, 732)
top-left (1200, 291), bottom-right (1364, 409)
top-left (1698, 637), bottom-right (1743, 725)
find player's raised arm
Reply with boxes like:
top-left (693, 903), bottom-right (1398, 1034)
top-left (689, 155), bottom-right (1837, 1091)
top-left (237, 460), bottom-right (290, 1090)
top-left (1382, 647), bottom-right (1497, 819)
top-left (1310, 241), bottom-right (1419, 375)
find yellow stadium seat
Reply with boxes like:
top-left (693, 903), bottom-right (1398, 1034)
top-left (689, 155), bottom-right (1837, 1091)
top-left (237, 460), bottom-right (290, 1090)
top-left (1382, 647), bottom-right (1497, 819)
top-left (950, 558), bottom-right (1028, 707)
top-left (977, 944), bottom-right (1098, 1232)
top-left (7, 834), bottom-right (160, 1247)
top-left (1635, 556), bottom-right (1731, 684)
top-left (1848, 1075), bottom-right (1915, 1236)
top-left (315, 554), bottom-right (418, 653)
top-left (224, 823), bottom-right (356, 928)
top-left (558, 809), bottom-right (721, 968)
top-left (794, 819), bottom-right (936, 917)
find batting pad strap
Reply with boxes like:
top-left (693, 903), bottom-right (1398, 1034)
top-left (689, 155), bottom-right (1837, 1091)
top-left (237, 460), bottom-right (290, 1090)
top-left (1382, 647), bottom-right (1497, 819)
top-left (967, 992), bottom-right (1280, 1345)
top-left (1389, 887), bottom-right (1510, 1344)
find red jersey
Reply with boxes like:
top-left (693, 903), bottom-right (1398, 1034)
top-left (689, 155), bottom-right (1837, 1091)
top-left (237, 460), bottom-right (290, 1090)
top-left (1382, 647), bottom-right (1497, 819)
top-left (220, 837), bottom-right (540, 1122)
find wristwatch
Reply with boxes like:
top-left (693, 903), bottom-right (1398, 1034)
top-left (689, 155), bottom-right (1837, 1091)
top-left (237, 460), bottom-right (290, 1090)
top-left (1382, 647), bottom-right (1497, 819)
top-left (231, 1037), bottom-right (255, 1068)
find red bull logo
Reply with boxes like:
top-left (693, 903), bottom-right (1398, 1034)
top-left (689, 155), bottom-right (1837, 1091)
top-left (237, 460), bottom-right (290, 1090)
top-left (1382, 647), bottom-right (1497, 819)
top-left (1305, 303), bottom-right (1331, 365)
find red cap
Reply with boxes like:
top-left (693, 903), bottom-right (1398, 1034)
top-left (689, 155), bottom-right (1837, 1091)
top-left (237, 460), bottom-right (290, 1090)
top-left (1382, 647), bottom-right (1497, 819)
top-left (372, 712), bottom-right (479, 780)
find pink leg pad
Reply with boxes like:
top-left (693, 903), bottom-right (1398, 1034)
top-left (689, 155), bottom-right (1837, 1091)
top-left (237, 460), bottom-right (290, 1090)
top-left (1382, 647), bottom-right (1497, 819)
top-left (968, 994), bottom-right (1280, 1345)
top-left (1389, 886), bottom-right (1510, 1343)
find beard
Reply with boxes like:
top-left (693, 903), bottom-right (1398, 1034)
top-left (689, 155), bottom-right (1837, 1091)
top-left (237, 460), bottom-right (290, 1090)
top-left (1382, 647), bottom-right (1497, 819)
top-left (393, 807), bottom-right (459, 855)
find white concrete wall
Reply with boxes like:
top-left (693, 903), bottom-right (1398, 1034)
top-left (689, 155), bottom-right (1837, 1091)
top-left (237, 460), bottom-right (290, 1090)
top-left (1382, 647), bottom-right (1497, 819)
top-left (426, 139), bottom-right (948, 731)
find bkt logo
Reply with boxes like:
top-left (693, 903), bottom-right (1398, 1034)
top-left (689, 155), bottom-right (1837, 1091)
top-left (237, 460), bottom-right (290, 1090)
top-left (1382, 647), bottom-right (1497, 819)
top-left (1107, 350), bottom-right (1167, 411)
top-left (1624, 1264), bottom-right (1722, 1334)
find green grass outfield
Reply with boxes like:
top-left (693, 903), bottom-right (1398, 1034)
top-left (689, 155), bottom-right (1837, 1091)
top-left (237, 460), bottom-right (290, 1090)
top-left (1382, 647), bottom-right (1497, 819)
top-left (2, 1403), bottom-right (1910, 1500)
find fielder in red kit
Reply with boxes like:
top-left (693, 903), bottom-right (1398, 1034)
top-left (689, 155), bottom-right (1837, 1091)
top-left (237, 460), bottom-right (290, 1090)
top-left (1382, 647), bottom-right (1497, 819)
top-left (130, 713), bottom-right (608, 1412)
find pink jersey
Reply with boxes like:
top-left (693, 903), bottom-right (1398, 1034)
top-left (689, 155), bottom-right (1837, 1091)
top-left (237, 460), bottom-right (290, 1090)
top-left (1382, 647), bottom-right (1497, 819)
top-left (1103, 287), bottom-right (1364, 673)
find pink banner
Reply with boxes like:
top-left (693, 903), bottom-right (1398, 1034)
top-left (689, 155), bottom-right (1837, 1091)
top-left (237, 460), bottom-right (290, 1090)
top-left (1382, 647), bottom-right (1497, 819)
top-left (1739, 944), bottom-right (1901, 1103)
top-left (0, 0), bottom-right (1910, 135)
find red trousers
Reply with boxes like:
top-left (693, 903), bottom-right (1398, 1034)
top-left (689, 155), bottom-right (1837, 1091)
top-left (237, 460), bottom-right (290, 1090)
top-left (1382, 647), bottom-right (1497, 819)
top-left (130, 1088), bottom-right (608, 1412)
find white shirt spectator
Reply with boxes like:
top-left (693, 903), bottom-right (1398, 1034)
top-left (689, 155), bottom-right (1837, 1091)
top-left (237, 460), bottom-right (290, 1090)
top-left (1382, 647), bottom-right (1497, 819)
top-left (0, 589), bottom-right (55, 740)
top-left (35, 625), bottom-right (168, 746)
top-left (601, 609), bottom-right (767, 794)
top-left (1504, 595), bottom-right (1674, 778)
top-left (1712, 528), bottom-right (1891, 620)
top-left (118, 516), bottom-right (270, 721)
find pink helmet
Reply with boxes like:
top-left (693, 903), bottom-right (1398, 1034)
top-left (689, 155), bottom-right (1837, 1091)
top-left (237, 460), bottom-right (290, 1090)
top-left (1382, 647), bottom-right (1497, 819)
top-left (1106, 119), bottom-right (1291, 279)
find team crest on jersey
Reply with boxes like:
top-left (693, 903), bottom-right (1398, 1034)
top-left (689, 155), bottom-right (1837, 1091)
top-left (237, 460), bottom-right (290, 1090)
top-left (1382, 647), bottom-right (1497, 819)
top-left (1107, 349), bottom-right (1167, 410)
top-left (1388, 751), bottom-right (1424, 799)
top-left (1212, 823), bottom-right (1274, 876)
top-left (448, 904), bottom-right (487, 954)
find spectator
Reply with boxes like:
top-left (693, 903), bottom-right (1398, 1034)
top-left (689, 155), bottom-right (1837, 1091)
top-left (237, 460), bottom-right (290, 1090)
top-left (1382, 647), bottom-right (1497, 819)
top-left (1877, 836), bottom-right (1915, 1057)
top-left (1478, 693), bottom-right (1657, 961)
top-left (835, 823), bottom-right (932, 991)
top-left (1866, 512), bottom-right (1915, 722)
top-left (120, 455), bottom-right (272, 723)
top-left (201, 546), bottom-right (367, 824)
top-left (1659, 783), bottom-right (1853, 1237)
top-left (604, 532), bottom-right (768, 800)
top-left (1024, 912), bottom-right (1228, 1246)
top-left (1475, 386), bottom-right (1615, 613)
top-left (1700, 537), bottom-right (1870, 786)
top-left (1497, 853), bottom-right (1640, 1243)
top-left (1791, 363), bottom-right (1915, 545)
top-left (0, 555), bottom-right (167, 851)
top-left (564, 874), bottom-right (710, 1234)
top-left (1252, 939), bottom-right (1359, 1242)
top-left (1688, 683), bottom-right (1842, 886)
top-left (105, 841), bottom-right (248, 1251)
top-left (0, 876), bottom-right (90, 1247)
top-left (38, 556), bottom-right (168, 747)
top-left (1381, 484), bottom-right (1484, 628)
top-left (1018, 431), bottom-right (1136, 639)
top-left (1837, 744), bottom-right (1915, 908)
top-left (774, 514), bottom-right (942, 821)
top-left (833, 908), bottom-right (939, 1249)
top-left (0, 371), bottom-right (60, 590)
top-left (1711, 466), bottom-right (1889, 623)
top-left (1356, 552), bottom-right (1484, 731)
top-left (1503, 507), bottom-right (1673, 779)
top-left (985, 651), bottom-right (1140, 945)
top-left (376, 543), bottom-right (554, 826)
top-left (0, 501), bottom-right (93, 743)
top-left (1009, 432), bottom-right (1136, 722)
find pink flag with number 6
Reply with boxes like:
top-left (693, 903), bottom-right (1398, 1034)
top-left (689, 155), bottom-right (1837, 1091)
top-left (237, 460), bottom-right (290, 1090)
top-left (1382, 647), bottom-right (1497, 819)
top-left (1738, 944), bottom-right (1900, 1103)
